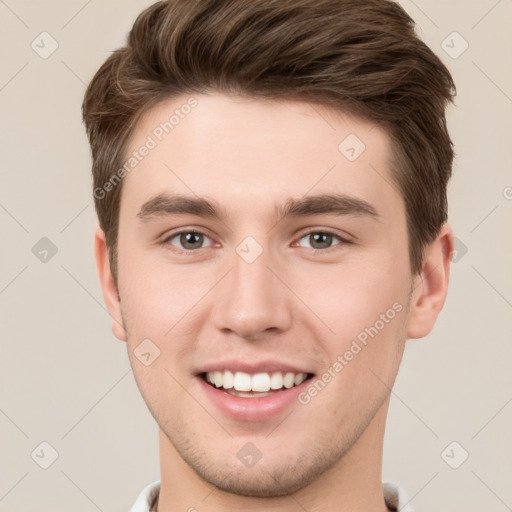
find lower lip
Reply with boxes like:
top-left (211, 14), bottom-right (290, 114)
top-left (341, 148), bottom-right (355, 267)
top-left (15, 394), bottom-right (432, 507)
top-left (197, 376), bottom-right (311, 422)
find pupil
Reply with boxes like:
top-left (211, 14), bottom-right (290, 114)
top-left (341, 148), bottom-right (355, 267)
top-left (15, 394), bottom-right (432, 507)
top-left (181, 232), bottom-right (203, 249)
top-left (311, 233), bottom-right (332, 249)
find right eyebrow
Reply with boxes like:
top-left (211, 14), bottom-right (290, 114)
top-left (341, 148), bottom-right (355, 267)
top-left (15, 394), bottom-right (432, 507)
top-left (136, 194), bottom-right (222, 220)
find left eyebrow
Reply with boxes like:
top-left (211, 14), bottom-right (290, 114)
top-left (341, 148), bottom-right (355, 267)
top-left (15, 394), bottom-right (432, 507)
top-left (277, 193), bottom-right (380, 220)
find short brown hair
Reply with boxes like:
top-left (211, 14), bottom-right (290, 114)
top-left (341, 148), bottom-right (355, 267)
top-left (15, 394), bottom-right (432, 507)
top-left (82, 0), bottom-right (455, 282)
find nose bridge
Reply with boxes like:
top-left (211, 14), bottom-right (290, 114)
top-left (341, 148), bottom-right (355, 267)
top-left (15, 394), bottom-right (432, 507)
top-left (213, 241), bottom-right (292, 338)
top-left (233, 247), bottom-right (273, 301)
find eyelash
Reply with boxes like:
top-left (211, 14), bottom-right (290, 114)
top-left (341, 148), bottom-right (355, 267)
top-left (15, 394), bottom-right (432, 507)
top-left (162, 229), bottom-right (351, 253)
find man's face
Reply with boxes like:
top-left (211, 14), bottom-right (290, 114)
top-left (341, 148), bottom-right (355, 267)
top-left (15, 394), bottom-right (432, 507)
top-left (115, 93), bottom-right (414, 495)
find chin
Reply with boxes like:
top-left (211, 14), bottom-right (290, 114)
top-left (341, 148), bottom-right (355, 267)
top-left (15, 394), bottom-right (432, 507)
top-left (174, 436), bottom-right (350, 498)
top-left (193, 462), bottom-right (321, 497)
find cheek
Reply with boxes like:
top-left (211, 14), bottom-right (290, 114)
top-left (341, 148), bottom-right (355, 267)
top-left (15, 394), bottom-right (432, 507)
top-left (292, 254), bottom-right (410, 344)
top-left (295, 268), bottom-right (409, 416)
top-left (291, 254), bottom-right (411, 403)
top-left (117, 242), bottom-right (209, 336)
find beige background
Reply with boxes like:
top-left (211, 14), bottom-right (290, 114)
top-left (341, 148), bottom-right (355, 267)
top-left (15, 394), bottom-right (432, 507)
top-left (1, 0), bottom-right (511, 510)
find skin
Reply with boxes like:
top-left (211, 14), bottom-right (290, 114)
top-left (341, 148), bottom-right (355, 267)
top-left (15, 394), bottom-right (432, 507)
top-left (95, 93), bottom-right (453, 512)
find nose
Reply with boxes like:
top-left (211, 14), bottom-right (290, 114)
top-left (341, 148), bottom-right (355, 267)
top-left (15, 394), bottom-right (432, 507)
top-left (212, 247), bottom-right (293, 340)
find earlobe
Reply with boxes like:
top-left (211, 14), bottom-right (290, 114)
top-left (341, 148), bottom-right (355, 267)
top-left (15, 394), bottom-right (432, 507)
top-left (406, 224), bottom-right (453, 339)
top-left (94, 227), bottom-right (127, 342)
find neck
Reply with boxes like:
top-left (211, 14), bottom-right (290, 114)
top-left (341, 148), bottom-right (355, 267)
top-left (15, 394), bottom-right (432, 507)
top-left (156, 399), bottom-right (391, 512)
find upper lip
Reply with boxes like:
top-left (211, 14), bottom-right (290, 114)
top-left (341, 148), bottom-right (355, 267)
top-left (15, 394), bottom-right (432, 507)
top-left (196, 360), bottom-right (314, 375)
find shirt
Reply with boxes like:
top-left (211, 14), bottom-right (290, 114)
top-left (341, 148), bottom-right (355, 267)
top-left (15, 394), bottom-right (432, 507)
top-left (130, 480), bottom-right (414, 511)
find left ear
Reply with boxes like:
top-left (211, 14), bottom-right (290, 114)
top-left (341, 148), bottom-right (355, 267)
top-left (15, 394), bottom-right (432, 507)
top-left (406, 223), bottom-right (453, 339)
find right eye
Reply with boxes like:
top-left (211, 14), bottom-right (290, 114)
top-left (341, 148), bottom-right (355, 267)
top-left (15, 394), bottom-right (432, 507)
top-left (164, 231), bottom-right (214, 251)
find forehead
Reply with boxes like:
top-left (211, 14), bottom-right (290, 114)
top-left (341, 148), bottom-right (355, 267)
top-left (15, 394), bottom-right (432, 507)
top-left (120, 93), bottom-right (401, 220)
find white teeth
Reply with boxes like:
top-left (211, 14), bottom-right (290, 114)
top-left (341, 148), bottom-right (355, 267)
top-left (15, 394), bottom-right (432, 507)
top-left (234, 371), bottom-right (252, 391)
top-left (222, 370), bottom-right (234, 389)
top-left (283, 372), bottom-right (295, 389)
top-left (270, 372), bottom-right (283, 390)
top-left (294, 373), bottom-right (307, 386)
top-left (214, 370), bottom-right (223, 388)
top-left (252, 373), bottom-right (271, 392)
top-left (205, 370), bottom-right (308, 393)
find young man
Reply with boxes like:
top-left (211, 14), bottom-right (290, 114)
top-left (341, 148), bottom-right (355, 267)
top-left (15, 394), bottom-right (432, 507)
top-left (83, 1), bottom-right (455, 510)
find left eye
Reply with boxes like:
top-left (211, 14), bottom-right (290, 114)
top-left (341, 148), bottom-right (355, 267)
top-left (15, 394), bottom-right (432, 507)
top-left (166, 231), bottom-right (213, 250)
top-left (297, 232), bottom-right (343, 250)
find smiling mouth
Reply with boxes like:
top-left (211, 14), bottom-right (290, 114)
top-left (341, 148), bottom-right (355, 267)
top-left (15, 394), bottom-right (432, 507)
top-left (200, 370), bottom-right (315, 398)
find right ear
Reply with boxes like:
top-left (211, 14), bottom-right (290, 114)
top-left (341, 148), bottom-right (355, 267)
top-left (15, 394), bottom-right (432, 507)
top-left (94, 227), bottom-right (127, 342)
